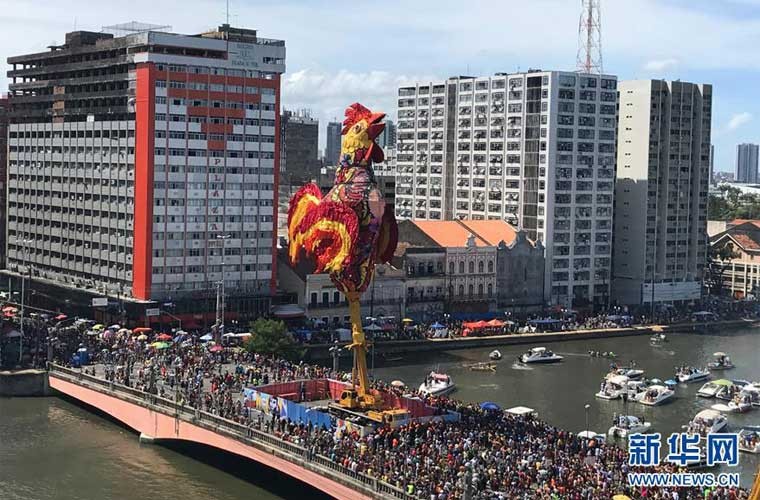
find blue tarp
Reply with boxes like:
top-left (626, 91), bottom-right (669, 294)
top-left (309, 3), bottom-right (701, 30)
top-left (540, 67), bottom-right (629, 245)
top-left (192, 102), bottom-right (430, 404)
top-left (480, 401), bottom-right (500, 411)
top-left (430, 322), bottom-right (446, 329)
top-left (243, 388), bottom-right (333, 429)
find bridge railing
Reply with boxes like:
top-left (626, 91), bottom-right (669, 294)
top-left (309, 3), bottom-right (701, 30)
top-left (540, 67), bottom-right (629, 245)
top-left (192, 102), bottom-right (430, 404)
top-left (49, 364), bottom-right (412, 500)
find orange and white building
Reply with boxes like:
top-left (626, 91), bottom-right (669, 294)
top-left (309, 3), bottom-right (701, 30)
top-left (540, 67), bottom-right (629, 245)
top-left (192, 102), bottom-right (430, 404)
top-left (5, 24), bottom-right (285, 325)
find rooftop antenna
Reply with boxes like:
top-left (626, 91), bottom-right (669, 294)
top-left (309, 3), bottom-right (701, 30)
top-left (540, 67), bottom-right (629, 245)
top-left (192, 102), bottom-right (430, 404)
top-left (576, 0), bottom-right (603, 74)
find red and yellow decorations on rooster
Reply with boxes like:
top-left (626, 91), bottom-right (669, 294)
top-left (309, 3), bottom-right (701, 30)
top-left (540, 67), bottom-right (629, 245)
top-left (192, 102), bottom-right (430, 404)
top-left (287, 102), bottom-right (398, 330)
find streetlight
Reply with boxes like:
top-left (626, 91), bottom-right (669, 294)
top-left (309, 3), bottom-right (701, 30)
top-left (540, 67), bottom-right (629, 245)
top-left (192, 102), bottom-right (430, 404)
top-left (16, 238), bottom-right (33, 365)
top-left (584, 403), bottom-right (591, 436)
top-left (215, 234), bottom-right (231, 341)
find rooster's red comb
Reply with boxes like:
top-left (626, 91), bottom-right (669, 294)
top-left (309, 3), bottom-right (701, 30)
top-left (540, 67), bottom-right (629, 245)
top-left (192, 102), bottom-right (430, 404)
top-left (342, 103), bottom-right (373, 134)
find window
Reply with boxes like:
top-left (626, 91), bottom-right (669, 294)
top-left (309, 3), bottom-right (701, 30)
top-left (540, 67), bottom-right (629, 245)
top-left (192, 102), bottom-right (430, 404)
top-left (459, 262), bottom-right (465, 273)
top-left (478, 261), bottom-right (484, 273)
top-left (468, 261), bottom-right (475, 273)
top-left (333, 291), bottom-right (340, 304)
top-left (478, 284), bottom-right (484, 297)
top-left (322, 292), bottom-right (329, 306)
top-left (488, 260), bottom-right (494, 273)
top-left (487, 284), bottom-right (493, 297)
top-left (310, 293), bottom-right (317, 306)
top-left (468, 284), bottom-right (474, 297)
top-left (449, 262), bottom-right (455, 274)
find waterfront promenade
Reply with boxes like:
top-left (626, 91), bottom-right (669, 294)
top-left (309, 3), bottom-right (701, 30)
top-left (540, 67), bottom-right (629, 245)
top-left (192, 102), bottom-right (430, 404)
top-left (48, 364), bottom-right (408, 500)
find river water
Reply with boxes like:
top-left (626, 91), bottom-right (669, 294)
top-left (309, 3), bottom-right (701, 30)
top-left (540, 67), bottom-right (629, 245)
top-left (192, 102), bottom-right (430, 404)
top-left (1, 327), bottom-right (759, 498)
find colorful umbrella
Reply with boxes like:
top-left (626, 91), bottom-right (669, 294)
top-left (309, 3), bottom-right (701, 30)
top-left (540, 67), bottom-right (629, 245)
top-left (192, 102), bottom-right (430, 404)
top-left (151, 341), bottom-right (170, 349)
top-left (55, 314), bottom-right (68, 320)
top-left (137, 334), bottom-right (148, 341)
top-left (156, 333), bottom-right (173, 341)
top-left (209, 344), bottom-right (223, 353)
top-left (92, 324), bottom-right (105, 331)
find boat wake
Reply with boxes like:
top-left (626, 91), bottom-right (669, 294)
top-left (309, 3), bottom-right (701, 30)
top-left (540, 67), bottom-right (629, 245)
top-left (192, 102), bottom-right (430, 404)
top-left (478, 383), bottom-right (500, 389)
top-left (511, 362), bottom-right (533, 371)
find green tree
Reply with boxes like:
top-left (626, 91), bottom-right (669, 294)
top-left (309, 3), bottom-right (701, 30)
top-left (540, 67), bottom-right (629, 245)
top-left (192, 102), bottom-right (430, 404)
top-left (245, 318), bottom-right (302, 361)
top-left (705, 242), bottom-right (739, 296)
top-left (708, 185), bottom-right (760, 220)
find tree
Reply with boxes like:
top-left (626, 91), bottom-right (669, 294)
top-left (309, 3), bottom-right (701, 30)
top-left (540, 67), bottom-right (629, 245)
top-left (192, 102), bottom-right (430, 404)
top-left (708, 185), bottom-right (760, 220)
top-left (245, 318), bottom-right (302, 361)
top-left (705, 242), bottom-right (739, 296)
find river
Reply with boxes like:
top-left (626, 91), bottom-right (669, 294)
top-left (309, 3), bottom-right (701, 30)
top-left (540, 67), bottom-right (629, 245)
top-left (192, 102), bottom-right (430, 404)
top-left (1, 327), bottom-right (758, 498)
top-left (376, 326), bottom-right (760, 487)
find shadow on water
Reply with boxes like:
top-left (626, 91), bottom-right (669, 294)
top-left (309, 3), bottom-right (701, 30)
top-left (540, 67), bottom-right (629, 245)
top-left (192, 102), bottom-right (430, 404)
top-left (55, 393), bottom-right (328, 500)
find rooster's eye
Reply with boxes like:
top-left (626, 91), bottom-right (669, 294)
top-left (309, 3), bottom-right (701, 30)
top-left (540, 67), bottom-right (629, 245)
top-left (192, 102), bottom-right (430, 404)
top-left (353, 124), bottom-right (362, 133)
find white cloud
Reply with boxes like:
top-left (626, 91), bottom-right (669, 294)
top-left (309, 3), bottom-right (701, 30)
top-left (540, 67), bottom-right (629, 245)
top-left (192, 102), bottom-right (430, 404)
top-left (727, 112), bottom-right (753, 130)
top-left (642, 58), bottom-right (679, 72)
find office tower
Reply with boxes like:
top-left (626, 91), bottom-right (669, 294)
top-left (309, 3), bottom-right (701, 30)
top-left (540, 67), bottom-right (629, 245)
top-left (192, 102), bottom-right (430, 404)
top-left (613, 80), bottom-right (712, 306)
top-left (377, 119), bottom-right (396, 150)
top-left (6, 24), bottom-right (285, 322)
top-left (281, 109), bottom-right (318, 185)
top-left (736, 143), bottom-right (759, 184)
top-left (325, 121), bottom-right (342, 166)
top-left (0, 96), bottom-right (7, 268)
top-left (396, 71), bottom-right (617, 308)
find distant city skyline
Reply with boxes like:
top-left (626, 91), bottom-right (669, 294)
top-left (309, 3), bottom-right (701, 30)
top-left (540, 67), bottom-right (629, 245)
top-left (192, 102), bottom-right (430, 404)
top-left (0, 0), bottom-right (759, 168)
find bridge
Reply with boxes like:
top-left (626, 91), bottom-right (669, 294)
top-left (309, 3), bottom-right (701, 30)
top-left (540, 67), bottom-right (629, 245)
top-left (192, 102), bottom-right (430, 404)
top-left (48, 365), bottom-right (412, 500)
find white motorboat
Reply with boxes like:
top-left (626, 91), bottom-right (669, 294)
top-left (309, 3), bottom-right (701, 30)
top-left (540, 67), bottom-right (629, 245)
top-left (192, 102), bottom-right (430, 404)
top-left (650, 333), bottom-right (668, 344)
top-left (739, 429), bottom-right (760, 454)
top-left (418, 372), bottom-right (455, 397)
top-left (686, 409), bottom-right (727, 436)
top-left (740, 385), bottom-right (760, 407)
top-left (711, 399), bottom-right (752, 414)
top-left (675, 366), bottom-right (710, 383)
top-left (635, 384), bottom-right (675, 406)
top-left (697, 379), bottom-right (734, 398)
top-left (520, 347), bottom-right (563, 364)
top-left (707, 352), bottom-right (734, 370)
top-left (596, 375), bottom-right (630, 400)
top-left (489, 350), bottom-right (502, 361)
top-left (608, 415), bottom-right (653, 438)
top-left (608, 362), bottom-right (644, 380)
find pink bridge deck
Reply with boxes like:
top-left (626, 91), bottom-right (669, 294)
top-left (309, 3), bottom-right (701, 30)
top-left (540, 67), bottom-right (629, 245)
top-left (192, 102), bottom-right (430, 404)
top-left (49, 375), bottom-right (372, 500)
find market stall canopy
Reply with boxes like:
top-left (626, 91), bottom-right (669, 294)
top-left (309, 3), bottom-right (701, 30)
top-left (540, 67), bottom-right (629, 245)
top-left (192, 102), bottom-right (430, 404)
top-left (364, 323), bottom-right (382, 331)
top-left (199, 333), bottom-right (213, 341)
top-left (271, 304), bottom-right (305, 319)
top-left (430, 322), bottom-right (446, 329)
top-left (486, 319), bottom-right (504, 327)
top-left (402, 318), bottom-right (414, 323)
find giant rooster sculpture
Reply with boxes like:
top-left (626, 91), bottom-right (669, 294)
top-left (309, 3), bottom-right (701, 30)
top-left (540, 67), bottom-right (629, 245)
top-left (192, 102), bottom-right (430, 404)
top-left (288, 103), bottom-right (397, 406)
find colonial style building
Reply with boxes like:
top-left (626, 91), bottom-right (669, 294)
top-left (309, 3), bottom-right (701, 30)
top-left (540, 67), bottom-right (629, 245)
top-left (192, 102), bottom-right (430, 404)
top-left (710, 221), bottom-right (760, 299)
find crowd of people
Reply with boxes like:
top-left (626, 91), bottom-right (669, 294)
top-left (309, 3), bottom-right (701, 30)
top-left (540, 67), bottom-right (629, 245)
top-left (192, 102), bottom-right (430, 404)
top-left (60, 321), bottom-right (750, 500)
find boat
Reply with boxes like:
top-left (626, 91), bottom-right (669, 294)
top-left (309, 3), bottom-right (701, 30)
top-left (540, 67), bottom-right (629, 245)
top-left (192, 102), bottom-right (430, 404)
top-left (739, 385), bottom-right (760, 407)
top-left (675, 366), bottom-right (710, 383)
top-left (685, 409), bottom-right (727, 436)
top-left (596, 375), bottom-right (630, 400)
top-left (635, 384), bottom-right (675, 406)
top-left (711, 397), bottom-right (752, 414)
top-left (739, 429), bottom-right (760, 454)
top-left (607, 362), bottom-right (644, 380)
top-left (588, 350), bottom-right (617, 359)
top-left (418, 372), bottom-right (456, 396)
top-left (650, 332), bottom-right (668, 344)
top-left (707, 352), bottom-right (734, 370)
top-left (520, 347), bottom-right (563, 364)
top-left (469, 362), bottom-right (496, 372)
top-left (697, 379), bottom-right (734, 398)
top-left (608, 415), bottom-right (653, 438)
top-left (489, 350), bottom-right (502, 361)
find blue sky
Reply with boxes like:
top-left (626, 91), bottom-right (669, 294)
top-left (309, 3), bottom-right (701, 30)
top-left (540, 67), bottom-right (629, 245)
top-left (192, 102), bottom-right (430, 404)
top-left (1, 0), bottom-right (759, 171)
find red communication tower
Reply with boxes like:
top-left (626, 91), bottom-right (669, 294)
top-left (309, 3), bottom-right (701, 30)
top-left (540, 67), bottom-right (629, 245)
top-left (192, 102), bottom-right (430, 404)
top-left (576, 0), bottom-right (604, 74)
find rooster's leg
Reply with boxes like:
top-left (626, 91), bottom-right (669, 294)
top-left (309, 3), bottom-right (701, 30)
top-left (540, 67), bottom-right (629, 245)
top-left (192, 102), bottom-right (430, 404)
top-left (346, 291), bottom-right (370, 398)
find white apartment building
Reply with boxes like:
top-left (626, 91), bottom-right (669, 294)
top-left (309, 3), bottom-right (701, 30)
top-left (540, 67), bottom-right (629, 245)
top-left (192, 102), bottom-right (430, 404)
top-left (613, 80), bottom-right (712, 305)
top-left (396, 71), bottom-right (618, 308)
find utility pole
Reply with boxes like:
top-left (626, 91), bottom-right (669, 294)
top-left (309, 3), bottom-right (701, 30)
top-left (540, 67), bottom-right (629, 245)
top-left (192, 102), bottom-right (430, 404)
top-left (215, 234), bottom-right (231, 342)
top-left (17, 239), bottom-right (33, 365)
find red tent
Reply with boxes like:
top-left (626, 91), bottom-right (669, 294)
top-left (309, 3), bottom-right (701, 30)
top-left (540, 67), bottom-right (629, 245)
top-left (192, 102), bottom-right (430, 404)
top-left (486, 319), bottom-right (504, 327)
top-left (156, 333), bottom-right (172, 341)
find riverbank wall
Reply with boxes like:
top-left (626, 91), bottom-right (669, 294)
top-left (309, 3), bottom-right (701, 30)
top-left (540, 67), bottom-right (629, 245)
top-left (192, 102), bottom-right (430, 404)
top-left (303, 318), bottom-right (760, 362)
top-left (0, 369), bottom-right (50, 396)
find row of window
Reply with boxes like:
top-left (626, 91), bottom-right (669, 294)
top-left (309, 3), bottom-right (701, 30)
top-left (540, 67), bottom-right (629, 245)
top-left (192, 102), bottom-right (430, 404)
top-left (154, 165), bottom-right (274, 175)
top-left (153, 148), bottom-right (276, 159)
top-left (155, 95), bottom-right (276, 111)
top-left (151, 263), bottom-right (272, 274)
top-left (155, 114), bottom-right (276, 127)
top-left (154, 198), bottom-right (273, 207)
top-left (154, 231), bottom-right (272, 241)
top-left (153, 182), bottom-right (274, 191)
top-left (154, 130), bottom-right (275, 143)
top-left (156, 63), bottom-right (280, 79)
top-left (9, 129), bottom-right (133, 139)
top-left (156, 79), bottom-right (275, 95)
top-left (153, 246), bottom-right (271, 257)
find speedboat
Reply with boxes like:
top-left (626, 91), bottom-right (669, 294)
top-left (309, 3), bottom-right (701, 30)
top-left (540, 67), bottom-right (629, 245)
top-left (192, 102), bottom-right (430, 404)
top-left (686, 409), bottom-right (727, 436)
top-left (708, 352), bottom-right (734, 370)
top-left (608, 415), bottom-right (652, 438)
top-left (520, 347), bottom-right (563, 364)
top-left (712, 397), bottom-right (753, 414)
top-left (697, 379), bottom-right (734, 398)
top-left (739, 385), bottom-right (760, 407)
top-left (650, 333), bottom-right (668, 344)
top-left (608, 366), bottom-right (644, 380)
top-left (675, 366), bottom-right (710, 383)
top-left (596, 375), bottom-right (630, 400)
top-left (418, 372), bottom-right (455, 396)
top-left (739, 429), bottom-right (760, 454)
top-left (489, 350), bottom-right (502, 361)
top-left (635, 385), bottom-right (675, 406)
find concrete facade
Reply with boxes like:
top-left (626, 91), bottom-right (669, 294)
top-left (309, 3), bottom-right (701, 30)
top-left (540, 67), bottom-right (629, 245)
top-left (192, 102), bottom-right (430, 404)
top-left (736, 143), bottom-right (759, 184)
top-left (613, 80), bottom-right (711, 306)
top-left (325, 121), bottom-right (341, 167)
top-left (496, 232), bottom-right (546, 312)
top-left (396, 71), bottom-right (617, 308)
top-left (282, 109), bottom-right (319, 185)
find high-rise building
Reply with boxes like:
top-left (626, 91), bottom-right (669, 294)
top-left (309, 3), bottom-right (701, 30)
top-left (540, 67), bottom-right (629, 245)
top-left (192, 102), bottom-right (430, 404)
top-left (709, 144), bottom-right (715, 185)
top-left (377, 119), bottom-right (396, 150)
top-left (282, 109), bottom-right (318, 185)
top-left (5, 24), bottom-right (285, 324)
top-left (0, 96), bottom-right (7, 268)
top-left (735, 143), bottom-right (759, 184)
top-left (325, 121), bottom-right (342, 166)
top-left (613, 80), bottom-right (712, 306)
top-left (395, 71), bottom-right (618, 308)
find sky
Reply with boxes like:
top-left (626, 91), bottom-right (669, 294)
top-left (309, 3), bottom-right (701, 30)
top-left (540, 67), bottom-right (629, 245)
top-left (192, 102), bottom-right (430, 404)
top-left (1, 0), bottom-right (760, 171)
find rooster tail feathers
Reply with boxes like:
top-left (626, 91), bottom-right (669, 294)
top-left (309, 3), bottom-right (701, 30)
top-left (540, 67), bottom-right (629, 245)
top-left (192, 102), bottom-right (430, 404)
top-left (377, 205), bottom-right (398, 264)
top-left (287, 183), bottom-right (323, 264)
top-left (297, 201), bottom-right (359, 273)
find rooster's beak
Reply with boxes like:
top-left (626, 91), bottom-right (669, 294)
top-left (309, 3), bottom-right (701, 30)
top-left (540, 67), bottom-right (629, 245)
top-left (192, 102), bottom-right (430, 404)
top-left (367, 112), bottom-right (386, 140)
